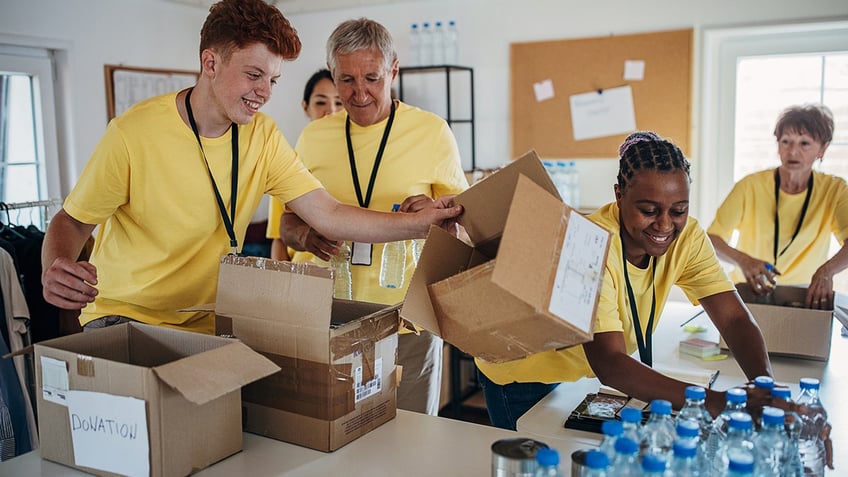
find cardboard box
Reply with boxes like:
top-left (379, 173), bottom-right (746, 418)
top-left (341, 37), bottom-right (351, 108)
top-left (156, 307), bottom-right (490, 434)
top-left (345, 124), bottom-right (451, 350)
top-left (721, 283), bottom-right (848, 361)
top-left (401, 150), bottom-right (611, 363)
top-left (212, 257), bottom-right (400, 452)
top-left (35, 322), bottom-right (279, 477)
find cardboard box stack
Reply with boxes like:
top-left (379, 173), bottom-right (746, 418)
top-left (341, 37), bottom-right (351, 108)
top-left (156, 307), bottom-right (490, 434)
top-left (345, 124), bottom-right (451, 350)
top-left (211, 256), bottom-right (400, 452)
top-left (34, 322), bottom-right (279, 477)
top-left (401, 150), bottom-right (611, 363)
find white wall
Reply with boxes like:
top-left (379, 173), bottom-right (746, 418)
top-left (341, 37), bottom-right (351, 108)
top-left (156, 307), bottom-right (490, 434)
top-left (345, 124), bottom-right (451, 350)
top-left (2, 0), bottom-right (847, 209)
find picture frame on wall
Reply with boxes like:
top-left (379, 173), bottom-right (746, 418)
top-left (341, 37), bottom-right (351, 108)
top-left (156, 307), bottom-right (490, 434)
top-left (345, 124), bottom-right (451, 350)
top-left (104, 64), bottom-right (198, 121)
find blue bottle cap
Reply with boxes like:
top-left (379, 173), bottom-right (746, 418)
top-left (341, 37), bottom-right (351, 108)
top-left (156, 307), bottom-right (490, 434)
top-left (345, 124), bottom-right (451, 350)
top-left (641, 453), bottom-right (667, 472)
top-left (685, 385), bottom-right (706, 400)
top-left (754, 376), bottom-right (775, 390)
top-left (601, 419), bottom-right (623, 437)
top-left (729, 412), bottom-right (752, 430)
top-left (675, 420), bottom-right (699, 438)
top-left (771, 387), bottom-right (792, 400)
top-left (614, 437), bottom-right (639, 455)
top-left (673, 441), bottom-right (697, 458)
top-left (620, 407), bottom-right (642, 423)
top-left (535, 447), bottom-right (559, 466)
top-left (584, 450), bottom-right (609, 470)
top-left (800, 377), bottom-right (820, 390)
top-left (726, 388), bottom-right (747, 403)
top-left (728, 453), bottom-right (755, 473)
top-left (762, 406), bottom-right (785, 426)
top-left (650, 399), bottom-right (672, 415)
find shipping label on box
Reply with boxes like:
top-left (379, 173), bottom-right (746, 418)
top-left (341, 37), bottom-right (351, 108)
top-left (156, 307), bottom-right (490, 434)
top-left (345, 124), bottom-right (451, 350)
top-left (401, 150), bottom-right (611, 363)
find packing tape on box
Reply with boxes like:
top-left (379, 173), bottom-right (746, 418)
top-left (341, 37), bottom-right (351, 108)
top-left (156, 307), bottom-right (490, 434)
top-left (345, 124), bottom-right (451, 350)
top-left (77, 355), bottom-right (95, 377)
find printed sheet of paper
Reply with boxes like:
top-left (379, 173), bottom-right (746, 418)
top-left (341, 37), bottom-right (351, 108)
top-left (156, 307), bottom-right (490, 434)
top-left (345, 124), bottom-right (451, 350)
top-left (569, 85), bottom-right (637, 141)
top-left (548, 211), bottom-right (609, 331)
top-left (40, 356), bottom-right (69, 405)
top-left (67, 390), bottom-right (150, 477)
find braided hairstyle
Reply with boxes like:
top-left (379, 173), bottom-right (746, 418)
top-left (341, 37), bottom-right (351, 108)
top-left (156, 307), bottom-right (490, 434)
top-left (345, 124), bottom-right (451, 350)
top-left (617, 131), bottom-right (691, 191)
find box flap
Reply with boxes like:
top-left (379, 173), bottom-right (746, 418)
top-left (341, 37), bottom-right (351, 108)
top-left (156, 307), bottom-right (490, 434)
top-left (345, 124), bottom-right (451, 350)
top-left (153, 340), bottom-right (280, 405)
top-left (216, 258), bottom-right (333, 329)
top-left (400, 226), bottom-right (476, 336)
top-left (455, 150), bottom-right (558, 246)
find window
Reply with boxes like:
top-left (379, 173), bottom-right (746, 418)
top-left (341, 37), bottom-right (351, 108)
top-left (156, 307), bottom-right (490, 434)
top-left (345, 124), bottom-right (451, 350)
top-left (0, 44), bottom-right (61, 227)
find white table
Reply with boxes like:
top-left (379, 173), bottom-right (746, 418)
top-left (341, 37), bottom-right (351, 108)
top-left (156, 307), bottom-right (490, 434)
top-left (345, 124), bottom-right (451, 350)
top-left (517, 300), bottom-right (847, 456)
top-left (0, 409), bottom-right (599, 477)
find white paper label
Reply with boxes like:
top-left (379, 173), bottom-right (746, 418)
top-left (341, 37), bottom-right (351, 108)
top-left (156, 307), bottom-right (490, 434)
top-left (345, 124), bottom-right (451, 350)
top-left (623, 60), bottom-right (646, 81)
top-left (67, 390), bottom-right (150, 477)
top-left (40, 355), bottom-right (70, 405)
top-left (548, 210), bottom-right (609, 332)
top-left (354, 358), bottom-right (383, 403)
top-left (569, 85), bottom-right (637, 141)
top-left (533, 79), bottom-right (555, 102)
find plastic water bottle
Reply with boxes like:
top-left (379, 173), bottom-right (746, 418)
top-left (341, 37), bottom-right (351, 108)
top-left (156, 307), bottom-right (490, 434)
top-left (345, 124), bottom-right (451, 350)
top-left (712, 412), bottom-right (755, 476)
top-left (675, 420), bottom-right (708, 474)
top-left (754, 375), bottom-right (775, 392)
top-left (379, 204), bottom-right (407, 289)
top-left (555, 161), bottom-right (571, 205)
top-left (583, 450), bottom-right (609, 477)
top-left (533, 447), bottom-right (564, 477)
top-left (668, 441), bottom-right (701, 477)
top-left (640, 400), bottom-right (675, 460)
top-left (419, 22), bottom-right (434, 66)
top-left (598, 420), bottom-right (623, 460)
top-left (408, 23), bottom-right (420, 66)
top-left (609, 437), bottom-right (640, 477)
top-left (726, 453), bottom-right (755, 476)
top-left (568, 160), bottom-right (580, 210)
top-left (330, 241), bottom-right (352, 299)
top-left (410, 238), bottom-right (425, 265)
top-left (444, 20), bottom-right (459, 64)
top-left (795, 378), bottom-right (827, 476)
top-left (705, 388), bottom-right (749, 463)
top-left (676, 386), bottom-right (713, 444)
top-left (619, 407), bottom-right (643, 445)
top-left (432, 21), bottom-right (445, 65)
top-left (753, 407), bottom-right (790, 477)
top-left (771, 387), bottom-right (804, 477)
top-left (641, 453), bottom-right (668, 477)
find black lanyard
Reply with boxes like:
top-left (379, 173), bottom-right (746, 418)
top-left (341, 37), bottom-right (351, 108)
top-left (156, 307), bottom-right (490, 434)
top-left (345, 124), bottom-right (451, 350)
top-left (185, 88), bottom-right (240, 255)
top-left (621, 235), bottom-right (657, 367)
top-left (345, 101), bottom-right (396, 208)
top-left (773, 169), bottom-right (813, 267)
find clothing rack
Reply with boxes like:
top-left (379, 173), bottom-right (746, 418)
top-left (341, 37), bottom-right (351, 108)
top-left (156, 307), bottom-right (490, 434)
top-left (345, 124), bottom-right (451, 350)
top-left (0, 198), bottom-right (63, 230)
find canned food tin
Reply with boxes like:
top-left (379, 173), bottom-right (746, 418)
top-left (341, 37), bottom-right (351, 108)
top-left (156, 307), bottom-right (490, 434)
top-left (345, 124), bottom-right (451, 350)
top-left (491, 438), bottom-right (549, 477)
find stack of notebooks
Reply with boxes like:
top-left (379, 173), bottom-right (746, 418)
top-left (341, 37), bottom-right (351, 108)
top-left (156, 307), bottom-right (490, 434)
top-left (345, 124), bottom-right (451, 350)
top-left (679, 337), bottom-right (721, 359)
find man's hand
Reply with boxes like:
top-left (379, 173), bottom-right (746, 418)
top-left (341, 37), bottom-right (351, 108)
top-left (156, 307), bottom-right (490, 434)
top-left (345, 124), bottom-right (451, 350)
top-left (42, 257), bottom-right (98, 310)
top-left (404, 194), bottom-right (462, 237)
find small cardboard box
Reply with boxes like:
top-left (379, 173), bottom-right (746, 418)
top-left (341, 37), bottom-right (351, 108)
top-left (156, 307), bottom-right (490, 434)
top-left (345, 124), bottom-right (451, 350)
top-left (34, 322), bottom-right (279, 477)
top-left (401, 150), bottom-right (611, 363)
top-left (721, 283), bottom-right (848, 361)
top-left (212, 257), bottom-right (399, 452)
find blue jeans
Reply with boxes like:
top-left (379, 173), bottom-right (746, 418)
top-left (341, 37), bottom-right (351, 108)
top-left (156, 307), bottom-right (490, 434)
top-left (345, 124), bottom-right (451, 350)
top-left (476, 368), bottom-right (558, 430)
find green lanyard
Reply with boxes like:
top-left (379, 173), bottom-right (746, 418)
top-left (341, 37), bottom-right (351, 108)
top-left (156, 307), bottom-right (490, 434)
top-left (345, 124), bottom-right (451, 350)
top-left (185, 88), bottom-right (239, 255)
top-left (621, 235), bottom-right (657, 367)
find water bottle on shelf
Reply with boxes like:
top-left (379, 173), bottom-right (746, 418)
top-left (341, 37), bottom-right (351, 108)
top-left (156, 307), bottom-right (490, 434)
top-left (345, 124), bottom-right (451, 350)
top-left (444, 20), bottom-right (459, 65)
top-left (609, 437), bottom-right (640, 477)
top-left (533, 447), bottom-right (564, 477)
top-left (795, 377), bottom-right (827, 476)
top-left (582, 450), bottom-right (609, 477)
top-left (432, 21), bottom-right (445, 65)
top-left (329, 241), bottom-right (352, 300)
top-left (379, 204), bottom-right (407, 289)
top-left (568, 160), bottom-right (580, 210)
top-left (640, 400), bottom-right (675, 460)
top-left (753, 406), bottom-right (790, 477)
top-left (712, 412), bottom-right (755, 476)
top-left (408, 23), bottom-right (420, 66)
top-left (705, 388), bottom-right (749, 463)
top-left (619, 407), bottom-right (643, 445)
top-left (419, 22), bottom-right (434, 66)
top-left (598, 420), bottom-right (623, 460)
top-left (676, 385), bottom-right (713, 443)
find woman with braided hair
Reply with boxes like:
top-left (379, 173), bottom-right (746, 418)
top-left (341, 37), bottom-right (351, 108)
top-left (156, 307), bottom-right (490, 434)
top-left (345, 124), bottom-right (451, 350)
top-left (475, 131), bottom-right (774, 430)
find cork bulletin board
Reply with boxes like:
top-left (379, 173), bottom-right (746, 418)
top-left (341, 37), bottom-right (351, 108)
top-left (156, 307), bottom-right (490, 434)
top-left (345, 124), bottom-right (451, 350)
top-left (104, 64), bottom-right (198, 121)
top-left (511, 28), bottom-right (693, 159)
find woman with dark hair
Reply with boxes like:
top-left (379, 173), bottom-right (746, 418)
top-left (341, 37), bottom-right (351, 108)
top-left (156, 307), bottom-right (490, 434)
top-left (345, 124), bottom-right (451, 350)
top-left (476, 131), bottom-right (774, 431)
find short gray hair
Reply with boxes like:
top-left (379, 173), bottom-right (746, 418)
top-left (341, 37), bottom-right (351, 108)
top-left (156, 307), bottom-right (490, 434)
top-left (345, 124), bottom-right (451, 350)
top-left (326, 18), bottom-right (397, 75)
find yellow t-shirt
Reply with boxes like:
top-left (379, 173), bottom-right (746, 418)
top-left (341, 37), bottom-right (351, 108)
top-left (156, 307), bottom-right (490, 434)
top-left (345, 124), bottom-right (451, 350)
top-left (707, 169), bottom-right (848, 285)
top-left (267, 101), bottom-right (468, 306)
top-left (476, 201), bottom-right (734, 385)
top-left (65, 92), bottom-right (321, 333)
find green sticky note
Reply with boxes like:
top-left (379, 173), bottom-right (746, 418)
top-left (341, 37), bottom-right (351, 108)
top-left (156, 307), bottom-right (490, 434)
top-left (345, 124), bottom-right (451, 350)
top-left (683, 325), bottom-right (707, 333)
top-left (702, 354), bottom-right (728, 361)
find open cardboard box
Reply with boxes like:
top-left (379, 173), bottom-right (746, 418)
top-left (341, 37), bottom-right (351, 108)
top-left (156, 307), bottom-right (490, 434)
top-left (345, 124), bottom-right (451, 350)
top-left (401, 150), bottom-right (611, 363)
top-left (210, 257), bottom-right (399, 452)
top-left (719, 283), bottom-right (848, 361)
top-left (34, 322), bottom-right (279, 477)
